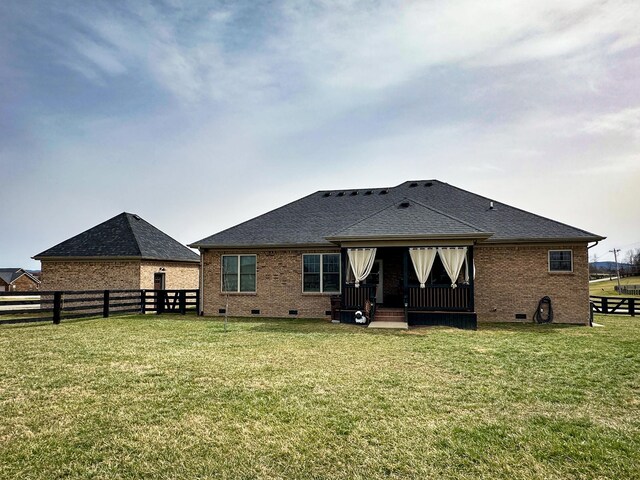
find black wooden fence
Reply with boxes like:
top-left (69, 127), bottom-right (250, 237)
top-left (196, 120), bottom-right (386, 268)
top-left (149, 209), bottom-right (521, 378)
top-left (590, 295), bottom-right (637, 317)
top-left (0, 289), bottom-right (199, 325)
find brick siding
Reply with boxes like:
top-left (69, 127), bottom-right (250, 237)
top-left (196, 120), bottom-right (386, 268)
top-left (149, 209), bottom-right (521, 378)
top-left (202, 243), bottom-right (590, 325)
top-left (41, 260), bottom-right (200, 292)
top-left (475, 244), bottom-right (590, 325)
top-left (139, 261), bottom-right (199, 290)
top-left (202, 248), bottom-right (339, 318)
top-left (9, 274), bottom-right (40, 292)
top-left (41, 260), bottom-right (141, 291)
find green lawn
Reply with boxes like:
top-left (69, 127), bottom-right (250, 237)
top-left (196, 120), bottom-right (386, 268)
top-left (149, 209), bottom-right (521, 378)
top-left (590, 276), bottom-right (640, 297)
top-left (1, 316), bottom-right (639, 479)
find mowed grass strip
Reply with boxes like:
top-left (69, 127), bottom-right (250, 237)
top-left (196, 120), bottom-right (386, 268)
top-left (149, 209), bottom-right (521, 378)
top-left (590, 276), bottom-right (640, 297)
top-left (1, 315), bottom-right (638, 479)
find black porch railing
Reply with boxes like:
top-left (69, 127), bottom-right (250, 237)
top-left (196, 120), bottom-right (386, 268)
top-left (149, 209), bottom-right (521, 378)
top-left (342, 284), bottom-right (377, 309)
top-left (407, 284), bottom-right (471, 311)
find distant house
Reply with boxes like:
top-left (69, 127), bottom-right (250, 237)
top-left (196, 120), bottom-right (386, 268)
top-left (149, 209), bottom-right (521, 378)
top-left (190, 180), bottom-right (604, 328)
top-left (0, 268), bottom-right (41, 292)
top-left (34, 213), bottom-right (199, 291)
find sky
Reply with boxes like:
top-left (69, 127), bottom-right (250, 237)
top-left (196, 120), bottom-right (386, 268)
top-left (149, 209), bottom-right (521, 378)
top-left (1, 0), bottom-right (639, 270)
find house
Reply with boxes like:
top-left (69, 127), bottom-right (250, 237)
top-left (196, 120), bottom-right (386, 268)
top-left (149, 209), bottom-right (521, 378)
top-left (190, 180), bottom-right (604, 328)
top-left (34, 213), bottom-right (199, 291)
top-left (0, 268), bottom-right (41, 292)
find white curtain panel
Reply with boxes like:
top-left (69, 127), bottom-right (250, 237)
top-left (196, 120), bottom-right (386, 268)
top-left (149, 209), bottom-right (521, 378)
top-left (347, 248), bottom-right (377, 287)
top-left (409, 247), bottom-right (438, 288)
top-left (437, 247), bottom-right (468, 288)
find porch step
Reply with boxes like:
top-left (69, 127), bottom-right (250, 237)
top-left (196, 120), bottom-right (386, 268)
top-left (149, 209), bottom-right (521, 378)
top-left (374, 307), bottom-right (405, 322)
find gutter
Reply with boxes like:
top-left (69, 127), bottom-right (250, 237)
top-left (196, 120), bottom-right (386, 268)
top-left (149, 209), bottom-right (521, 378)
top-left (199, 249), bottom-right (204, 316)
top-left (33, 255), bottom-right (200, 263)
top-left (189, 242), bottom-right (333, 250)
top-left (482, 236), bottom-right (606, 245)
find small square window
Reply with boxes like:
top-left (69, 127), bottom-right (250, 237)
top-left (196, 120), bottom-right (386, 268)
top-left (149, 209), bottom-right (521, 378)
top-left (549, 250), bottom-right (572, 272)
top-left (222, 254), bottom-right (256, 292)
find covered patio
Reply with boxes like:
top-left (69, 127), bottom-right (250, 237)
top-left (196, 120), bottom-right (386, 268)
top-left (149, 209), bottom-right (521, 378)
top-left (325, 198), bottom-right (492, 329)
top-left (338, 245), bottom-right (477, 329)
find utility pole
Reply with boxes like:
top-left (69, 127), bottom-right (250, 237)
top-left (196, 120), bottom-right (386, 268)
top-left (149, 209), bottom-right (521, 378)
top-left (610, 248), bottom-right (622, 293)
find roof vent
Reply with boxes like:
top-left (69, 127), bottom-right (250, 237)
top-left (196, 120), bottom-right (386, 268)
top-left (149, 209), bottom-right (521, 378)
top-left (379, 189), bottom-right (388, 195)
top-left (350, 191), bottom-right (358, 196)
top-left (424, 182), bottom-right (433, 187)
top-left (337, 192), bottom-right (345, 197)
top-left (322, 192), bottom-right (331, 197)
top-left (398, 201), bottom-right (411, 209)
top-left (409, 182), bottom-right (418, 187)
top-left (489, 201), bottom-right (495, 210)
top-left (364, 190), bottom-right (373, 195)
top-left (132, 214), bottom-right (141, 220)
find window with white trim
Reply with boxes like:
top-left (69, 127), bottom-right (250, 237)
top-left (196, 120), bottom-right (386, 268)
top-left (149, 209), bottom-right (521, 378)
top-left (548, 250), bottom-right (572, 272)
top-left (222, 255), bottom-right (256, 292)
top-left (303, 253), bottom-right (341, 293)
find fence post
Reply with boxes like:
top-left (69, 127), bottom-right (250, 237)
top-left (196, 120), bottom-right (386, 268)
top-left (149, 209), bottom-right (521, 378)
top-left (629, 298), bottom-right (636, 317)
top-left (141, 290), bottom-right (146, 314)
top-left (179, 290), bottom-right (186, 315)
top-left (589, 301), bottom-right (594, 326)
top-left (196, 289), bottom-right (201, 316)
top-left (103, 290), bottom-right (110, 318)
top-left (157, 290), bottom-right (164, 315)
top-left (53, 291), bottom-right (62, 324)
top-left (602, 297), bottom-right (608, 315)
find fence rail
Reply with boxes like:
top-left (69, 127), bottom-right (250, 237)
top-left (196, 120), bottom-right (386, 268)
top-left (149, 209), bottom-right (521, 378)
top-left (590, 295), bottom-right (637, 316)
top-left (615, 285), bottom-right (640, 295)
top-left (0, 289), bottom-right (199, 325)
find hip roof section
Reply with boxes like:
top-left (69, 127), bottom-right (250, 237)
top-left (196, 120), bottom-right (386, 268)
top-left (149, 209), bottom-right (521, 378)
top-left (191, 180), bottom-right (604, 248)
top-left (34, 213), bottom-right (200, 263)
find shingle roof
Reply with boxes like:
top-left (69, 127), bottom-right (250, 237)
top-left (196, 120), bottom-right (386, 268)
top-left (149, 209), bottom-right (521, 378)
top-left (0, 268), bottom-right (22, 284)
top-left (328, 198), bottom-right (490, 239)
top-left (0, 268), bottom-right (40, 285)
top-left (190, 180), bottom-right (604, 248)
top-left (34, 213), bottom-right (199, 262)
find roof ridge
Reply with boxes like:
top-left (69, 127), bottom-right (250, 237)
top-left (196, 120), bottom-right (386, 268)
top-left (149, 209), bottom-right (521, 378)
top-left (330, 197), bottom-right (487, 237)
top-left (406, 197), bottom-right (486, 232)
top-left (440, 182), bottom-right (602, 238)
top-left (123, 213), bottom-right (144, 257)
top-left (190, 189), bottom-right (322, 247)
top-left (327, 199), bottom-right (401, 236)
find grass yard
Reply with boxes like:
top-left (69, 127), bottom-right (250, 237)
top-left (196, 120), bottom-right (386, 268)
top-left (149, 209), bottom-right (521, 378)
top-left (590, 276), bottom-right (640, 297)
top-left (1, 316), bottom-right (639, 479)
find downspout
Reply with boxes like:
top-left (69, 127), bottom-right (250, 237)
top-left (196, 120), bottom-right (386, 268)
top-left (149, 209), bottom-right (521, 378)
top-left (199, 249), bottom-right (204, 316)
top-left (587, 241), bottom-right (599, 327)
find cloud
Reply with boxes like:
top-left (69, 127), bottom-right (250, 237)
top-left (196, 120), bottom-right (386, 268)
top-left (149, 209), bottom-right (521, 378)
top-left (583, 107), bottom-right (640, 138)
top-left (10, 0), bottom-right (639, 104)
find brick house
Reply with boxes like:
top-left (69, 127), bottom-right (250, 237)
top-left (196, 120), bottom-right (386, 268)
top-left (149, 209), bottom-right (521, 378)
top-left (190, 180), bottom-right (604, 328)
top-left (0, 268), bottom-right (41, 292)
top-left (34, 213), bottom-right (199, 291)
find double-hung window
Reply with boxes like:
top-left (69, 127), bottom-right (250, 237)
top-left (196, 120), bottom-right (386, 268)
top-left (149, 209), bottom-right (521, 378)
top-left (303, 253), bottom-right (341, 293)
top-left (548, 250), bottom-right (572, 272)
top-left (222, 255), bottom-right (256, 292)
